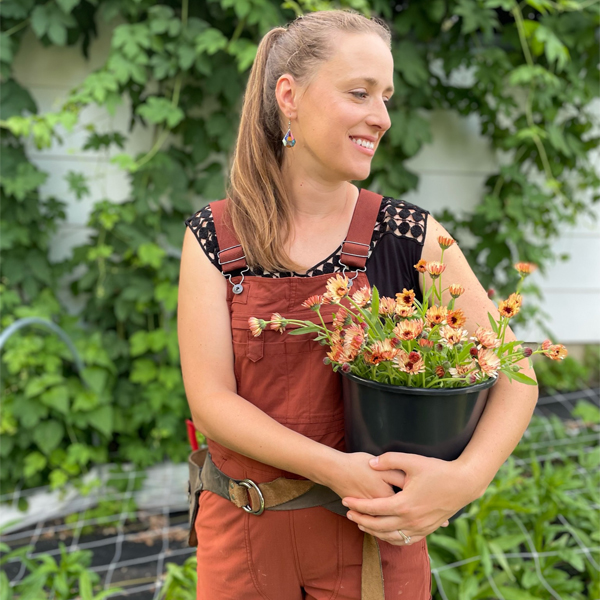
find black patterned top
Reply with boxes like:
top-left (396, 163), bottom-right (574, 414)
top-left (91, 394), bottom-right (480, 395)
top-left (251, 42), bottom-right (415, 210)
top-left (184, 195), bottom-right (429, 300)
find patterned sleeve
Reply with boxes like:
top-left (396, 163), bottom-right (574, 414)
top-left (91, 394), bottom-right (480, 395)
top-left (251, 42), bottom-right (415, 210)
top-left (183, 204), bottom-right (222, 271)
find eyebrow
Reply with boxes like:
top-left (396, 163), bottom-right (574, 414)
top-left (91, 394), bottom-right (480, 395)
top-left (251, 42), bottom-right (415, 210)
top-left (347, 77), bottom-right (394, 94)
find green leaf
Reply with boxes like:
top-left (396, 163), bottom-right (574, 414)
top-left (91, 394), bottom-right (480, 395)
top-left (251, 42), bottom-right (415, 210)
top-left (287, 325), bottom-right (321, 335)
top-left (23, 451), bottom-right (47, 478)
top-left (32, 420), bottom-right (65, 455)
top-left (572, 400), bottom-right (600, 425)
top-left (86, 405), bottom-right (113, 437)
top-left (488, 312), bottom-right (499, 333)
top-left (507, 371), bottom-right (537, 385)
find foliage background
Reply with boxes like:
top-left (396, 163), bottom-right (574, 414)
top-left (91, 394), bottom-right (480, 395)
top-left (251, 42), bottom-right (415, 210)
top-left (1, 0), bottom-right (599, 498)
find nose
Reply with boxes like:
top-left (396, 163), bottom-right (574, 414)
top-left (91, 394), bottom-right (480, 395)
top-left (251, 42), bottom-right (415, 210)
top-left (366, 99), bottom-right (391, 136)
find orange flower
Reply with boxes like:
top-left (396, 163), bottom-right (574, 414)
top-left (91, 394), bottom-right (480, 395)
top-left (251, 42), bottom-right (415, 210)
top-left (351, 286), bottom-right (372, 307)
top-left (448, 284), bottom-right (465, 298)
top-left (439, 326), bottom-right (468, 348)
top-left (515, 262), bottom-right (536, 276)
top-left (393, 319), bottom-right (424, 341)
top-left (472, 326), bottom-right (501, 349)
top-left (395, 288), bottom-right (415, 306)
top-left (438, 236), bottom-right (455, 250)
top-left (327, 344), bottom-right (349, 364)
top-left (541, 339), bottom-right (568, 361)
top-left (323, 274), bottom-right (350, 303)
top-left (394, 349), bottom-right (425, 374)
top-left (378, 297), bottom-right (397, 316)
top-left (426, 262), bottom-right (446, 279)
top-left (419, 338), bottom-right (434, 349)
top-left (477, 348), bottom-right (501, 376)
top-left (343, 324), bottom-right (365, 355)
top-left (301, 295), bottom-right (324, 310)
top-left (426, 305), bottom-right (448, 327)
top-left (507, 293), bottom-right (523, 308)
top-left (333, 306), bottom-right (351, 330)
top-left (270, 312), bottom-right (288, 333)
top-left (364, 339), bottom-right (398, 364)
top-left (447, 309), bottom-right (466, 329)
top-left (498, 296), bottom-right (521, 319)
top-left (395, 303), bottom-right (416, 318)
top-left (248, 317), bottom-right (266, 337)
top-left (449, 360), bottom-right (477, 378)
top-left (414, 259), bottom-right (428, 273)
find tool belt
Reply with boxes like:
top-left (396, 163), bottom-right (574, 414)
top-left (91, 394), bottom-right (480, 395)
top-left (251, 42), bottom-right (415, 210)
top-left (187, 447), bottom-right (385, 600)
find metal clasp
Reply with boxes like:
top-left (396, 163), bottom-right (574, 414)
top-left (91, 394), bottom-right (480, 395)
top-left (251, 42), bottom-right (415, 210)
top-left (339, 240), bottom-right (369, 287)
top-left (217, 244), bottom-right (245, 266)
top-left (239, 479), bottom-right (265, 515)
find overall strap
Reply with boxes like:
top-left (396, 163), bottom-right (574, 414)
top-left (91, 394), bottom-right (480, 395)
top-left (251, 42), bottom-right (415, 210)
top-left (210, 199), bottom-right (248, 274)
top-left (340, 188), bottom-right (383, 270)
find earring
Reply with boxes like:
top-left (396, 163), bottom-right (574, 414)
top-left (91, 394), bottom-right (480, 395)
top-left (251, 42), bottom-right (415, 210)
top-left (282, 118), bottom-right (296, 148)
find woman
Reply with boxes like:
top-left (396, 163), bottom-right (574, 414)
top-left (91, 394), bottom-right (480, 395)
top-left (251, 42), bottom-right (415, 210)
top-left (178, 9), bottom-right (538, 600)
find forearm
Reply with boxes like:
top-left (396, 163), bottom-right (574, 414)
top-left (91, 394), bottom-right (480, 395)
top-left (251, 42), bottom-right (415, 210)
top-left (454, 372), bottom-right (539, 499)
top-left (189, 389), bottom-right (340, 486)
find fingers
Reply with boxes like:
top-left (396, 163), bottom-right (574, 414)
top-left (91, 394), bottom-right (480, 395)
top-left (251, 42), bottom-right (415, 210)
top-left (342, 495), bottom-right (397, 516)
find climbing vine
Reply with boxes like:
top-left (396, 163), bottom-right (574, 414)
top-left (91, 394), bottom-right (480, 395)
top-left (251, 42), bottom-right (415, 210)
top-left (0, 0), bottom-right (598, 494)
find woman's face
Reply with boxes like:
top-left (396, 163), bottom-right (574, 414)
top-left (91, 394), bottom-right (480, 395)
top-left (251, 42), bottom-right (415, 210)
top-left (277, 31), bottom-right (394, 184)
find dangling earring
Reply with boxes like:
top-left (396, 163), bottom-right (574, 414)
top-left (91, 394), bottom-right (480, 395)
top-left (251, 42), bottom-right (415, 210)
top-left (282, 118), bottom-right (296, 148)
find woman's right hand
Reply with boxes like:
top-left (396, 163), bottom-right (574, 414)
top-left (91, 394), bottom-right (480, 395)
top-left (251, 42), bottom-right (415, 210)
top-left (325, 451), bottom-right (406, 501)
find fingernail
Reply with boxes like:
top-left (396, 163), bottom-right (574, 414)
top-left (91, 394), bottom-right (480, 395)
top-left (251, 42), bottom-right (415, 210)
top-left (369, 457), bottom-right (379, 466)
top-left (342, 500), bottom-right (348, 507)
top-left (347, 513), bottom-right (353, 521)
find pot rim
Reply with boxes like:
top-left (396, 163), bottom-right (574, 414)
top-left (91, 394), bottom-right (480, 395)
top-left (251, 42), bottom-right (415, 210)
top-left (341, 370), bottom-right (498, 395)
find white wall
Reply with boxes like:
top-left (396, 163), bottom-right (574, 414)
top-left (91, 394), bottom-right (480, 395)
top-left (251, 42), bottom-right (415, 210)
top-left (12, 20), bottom-right (600, 345)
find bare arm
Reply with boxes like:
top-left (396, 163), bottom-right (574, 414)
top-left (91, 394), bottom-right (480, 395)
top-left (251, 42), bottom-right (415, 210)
top-left (178, 226), bottom-right (400, 499)
top-left (421, 216), bottom-right (539, 499)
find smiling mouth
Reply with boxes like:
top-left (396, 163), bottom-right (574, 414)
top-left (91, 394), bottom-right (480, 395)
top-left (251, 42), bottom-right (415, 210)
top-left (349, 136), bottom-right (376, 151)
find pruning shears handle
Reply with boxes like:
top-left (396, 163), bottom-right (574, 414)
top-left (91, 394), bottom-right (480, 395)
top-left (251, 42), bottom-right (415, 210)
top-left (186, 418), bottom-right (199, 451)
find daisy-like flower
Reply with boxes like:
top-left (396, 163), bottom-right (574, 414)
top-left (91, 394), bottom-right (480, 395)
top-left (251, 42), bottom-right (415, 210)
top-left (541, 339), bottom-right (568, 361)
top-left (515, 262), bottom-right (536, 276)
top-left (378, 297), bottom-right (397, 316)
top-left (446, 309), bottom-right (466, 329)
top-left (472, 326), bottom-right (501, 349)
top-left (395, 303), bottom-right (416, 318)
top-left (426, 305), bottom-right (448, 327)
top-left (394, 349), bottom-right (426, 374)
top-left (498, 297), bottom-right (521, 319)
top-left (248, 317), bottom-right (266, 337)
top-left (327, 344), bottom-right (349, 364)
top-left (448, 284), bottom-right (465, 298)
top-left (323, 274), bottom-right (350, 303)
top-left (438, 236), bottom-right (455, 250)
top-left (419, 338), bottom-right (434, 349)
top-left (426, 262), bottom-right (446, 279)
top-left (352, 286), bottom-right (372, 307)
top-left (363, 339), bottom-right (398, 364)
top-left (477, 348), bottom-right (501, 376)
top-left (393, 318), bottom-right (424, 341)
top-left (395, 288), bottom-right (415, 306)
top-left (414, 259), bottom-right (428, 273)
top-left (333, 306), bottom-right (350, 330)
top-left (342, 324), bottom-right (365, 356)
top-left (435, 365), bottom-right (445, 378)
top-left (449, 360), bottom-right (477, 378)
top-left (507, 293), bottom-right (523, 308)
top-left (270, 312), bottom-right (288, 333)
top-left (301, 295), bottom-right (324, 311)
top-left (439, 325), bottom-right (468, 348)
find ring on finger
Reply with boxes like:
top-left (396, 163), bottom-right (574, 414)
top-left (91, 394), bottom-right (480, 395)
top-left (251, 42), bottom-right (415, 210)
top-left (397, 529), bottom-right (411, 544)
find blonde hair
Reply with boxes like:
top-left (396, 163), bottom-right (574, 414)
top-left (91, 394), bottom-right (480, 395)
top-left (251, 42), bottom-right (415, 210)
top-left (224, 8), bottom-right (392, 273)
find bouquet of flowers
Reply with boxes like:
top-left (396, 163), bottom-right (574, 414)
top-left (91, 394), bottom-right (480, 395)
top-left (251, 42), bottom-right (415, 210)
top-left (248, 236), bottom-right (567, 389)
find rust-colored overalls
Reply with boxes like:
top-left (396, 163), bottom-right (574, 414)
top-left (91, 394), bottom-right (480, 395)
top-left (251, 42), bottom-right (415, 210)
top-left (194, 188), bottom-right (432, 599)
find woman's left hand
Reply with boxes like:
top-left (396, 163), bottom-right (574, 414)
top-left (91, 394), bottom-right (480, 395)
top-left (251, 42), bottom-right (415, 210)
top-left (341, 452), bottom-right (482, 546)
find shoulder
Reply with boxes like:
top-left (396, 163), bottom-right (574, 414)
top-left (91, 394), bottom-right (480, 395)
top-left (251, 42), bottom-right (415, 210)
top-left (375, 196), bottom-right (429, 246)
top-left (184, 203), bottom-right (220, 270)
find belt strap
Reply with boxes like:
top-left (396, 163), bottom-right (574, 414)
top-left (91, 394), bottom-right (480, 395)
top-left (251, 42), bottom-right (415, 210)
top-left (188, 449), bottom-right (384, 600)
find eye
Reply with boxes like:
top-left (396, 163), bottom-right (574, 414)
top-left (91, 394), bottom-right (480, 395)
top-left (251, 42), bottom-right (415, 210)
top-left (351, 91), bottom-right (391, 106)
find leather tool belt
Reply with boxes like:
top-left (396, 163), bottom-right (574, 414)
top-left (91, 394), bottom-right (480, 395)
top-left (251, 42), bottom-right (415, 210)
top-left (187, 447), bottom-right (385, 600)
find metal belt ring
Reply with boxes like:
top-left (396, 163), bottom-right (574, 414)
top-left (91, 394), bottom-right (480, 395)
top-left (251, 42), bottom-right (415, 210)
top-left (239, 479), bottom-right (265, 515)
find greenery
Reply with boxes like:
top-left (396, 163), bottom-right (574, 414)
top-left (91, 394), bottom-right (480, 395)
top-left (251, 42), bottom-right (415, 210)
top-left (0, 0), bottom-right (598, 495)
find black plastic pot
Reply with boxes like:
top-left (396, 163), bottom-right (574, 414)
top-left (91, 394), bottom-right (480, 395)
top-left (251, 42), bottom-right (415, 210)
top-left (341, 372), bottom-right (497, 520)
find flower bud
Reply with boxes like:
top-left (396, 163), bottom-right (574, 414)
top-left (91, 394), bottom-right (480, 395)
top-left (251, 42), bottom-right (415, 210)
top-left (523, 347), bottom-right (533, 357)
top-left (442, 361), bottom-right (451, 370)
top-left (466, 372), bottom-right (478, 385)
top-left (469, 346), bottom-right (478, 357)
top-left (487, 288), bottom-right (495, 299)
top-left (323, 357), bottom-right (331, 365)
top-left (342, 362), bottom-right (351, 373)
top-left (435, 366), bottom-right (445, 378)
